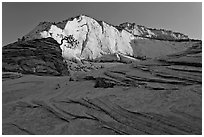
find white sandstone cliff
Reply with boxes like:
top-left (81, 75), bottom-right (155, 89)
top-left (23, 15), bottom-right (191, 62)
top-left (25, 15), bottom-right (135, 61)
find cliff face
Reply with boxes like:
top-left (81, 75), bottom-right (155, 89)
top-left (24, 15), bottom-right (135, 61)
top-left (23, 15), bottom-right (191, 62)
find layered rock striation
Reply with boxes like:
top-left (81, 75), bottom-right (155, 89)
top-left (119, 22), bottom-right (189, 40)
top-left (2, 38), bottom-right (69, 76)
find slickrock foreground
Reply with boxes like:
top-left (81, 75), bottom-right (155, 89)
top-left (2, 41), bottom-right (202, 134)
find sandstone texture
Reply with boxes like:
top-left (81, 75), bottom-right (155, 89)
top-left (2, 38), bottom-right (69, 76)
top-left (2, 41), bottom-right (202, 135)
top-left (2, 15), bottom-right (202, 135)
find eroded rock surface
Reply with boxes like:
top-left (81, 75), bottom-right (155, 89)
top-left (119, 22), bottom-right (189, 40)
top-left (2, 38), bottom-right (69, 76)
top-left (2, 42), bottom-right (201, 135)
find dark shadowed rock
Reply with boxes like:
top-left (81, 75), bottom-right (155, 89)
top-left (94, 77), bottom-right (116, 88)
top-left (2, 38), bottom-right (69, 76)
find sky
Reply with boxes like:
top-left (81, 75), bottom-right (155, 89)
top-left (2, 2), bottom-right (202, 46)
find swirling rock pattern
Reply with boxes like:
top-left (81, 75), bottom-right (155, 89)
top-left (2, 42), bottom-right (201, 135)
